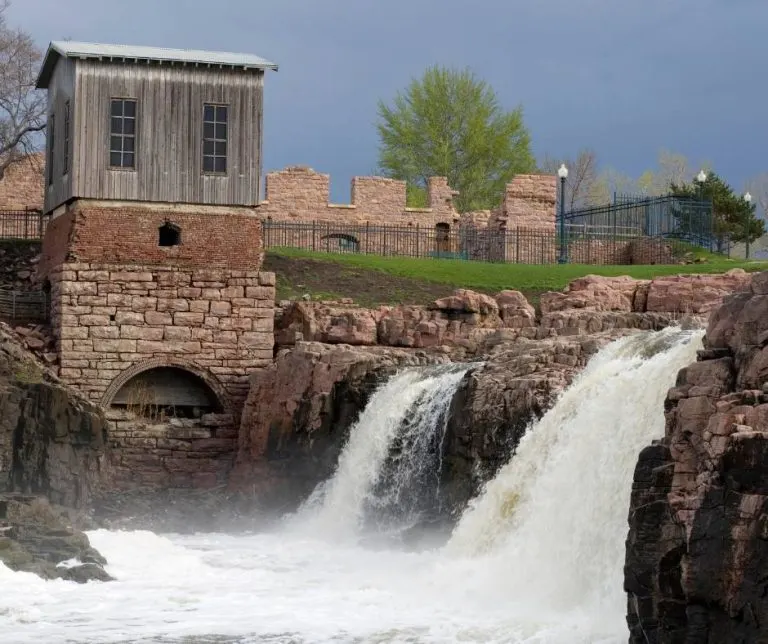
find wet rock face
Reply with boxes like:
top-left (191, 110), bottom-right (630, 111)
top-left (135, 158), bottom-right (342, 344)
top-left (625, 271), bottom-right (768, 643)
top-left (0, 494), bottom-right (112, 583)
top-left (0, 323), bottom-right (108, 508)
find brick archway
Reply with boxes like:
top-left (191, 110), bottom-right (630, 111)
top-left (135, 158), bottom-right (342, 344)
top-left (99, 357), bottom-right (233, 415)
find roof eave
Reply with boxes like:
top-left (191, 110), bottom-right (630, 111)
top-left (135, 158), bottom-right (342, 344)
top-left (35, 42), bottom-right (63, 89)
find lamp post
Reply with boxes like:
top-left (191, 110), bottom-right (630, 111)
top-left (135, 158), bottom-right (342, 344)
top-left (744, 191), bottom-right (753, 260)
top-left (696, 170), bottom-right (707, 200)
top-left (557, 163), bottom-right (568, 264)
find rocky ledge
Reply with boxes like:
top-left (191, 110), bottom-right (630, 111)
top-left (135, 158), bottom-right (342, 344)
top-left (0, 493), bottom-right (111, 583)
top-left (625, 271), bottom-right (768, 643)
top-left (274, 270), bottom-right (749, 353)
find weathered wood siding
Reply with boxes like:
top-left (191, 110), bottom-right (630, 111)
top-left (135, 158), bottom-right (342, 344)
top-left (45, 60), bottom-right (264, 212)
top-left (43, 57), bottom-right (76, 214)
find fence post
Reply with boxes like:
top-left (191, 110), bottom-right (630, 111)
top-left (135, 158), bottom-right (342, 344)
top-left (415, 224), bottom-right (420, 258)
top-left (365, 222), bottom-right (370, 255)
top-left (312, 221), bottom-right (316, 252)
top-left (326, 222), bottom-right (330, 253)
top-left (38, 212), bottom-right (43, 239)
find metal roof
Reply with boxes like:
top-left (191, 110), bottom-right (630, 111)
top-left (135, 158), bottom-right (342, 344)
top-left (36, 41), bottom-right (278, 88)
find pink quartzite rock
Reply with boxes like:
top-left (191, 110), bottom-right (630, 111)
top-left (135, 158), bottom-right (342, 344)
top-left (625, 269), bottom-right (768, 643)
top-left (540, 275), bottom-right (647, 314)
top-left (644, 269), bottom-right (752, 314)
top-left (495, 290), bottom-right (536, 329)
top-left (431, 289), bottom-right (499, 316)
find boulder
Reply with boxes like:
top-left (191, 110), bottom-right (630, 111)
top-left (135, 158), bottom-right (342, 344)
top-left (495, 290), bottom-right (536, 329)
top-left (0, 494), bottom-right (112, 583)
top-left (644, 269), bottom-right (752, 314)
top-left (540, 275), bottom-right (646, 314)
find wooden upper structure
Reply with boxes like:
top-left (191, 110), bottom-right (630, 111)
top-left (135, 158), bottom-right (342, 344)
top-left (36, 41), bottom-right (278, 214)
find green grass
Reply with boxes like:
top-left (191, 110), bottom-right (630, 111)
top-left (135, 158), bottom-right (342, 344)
top-left (268, 247), bottom-right (768, 295)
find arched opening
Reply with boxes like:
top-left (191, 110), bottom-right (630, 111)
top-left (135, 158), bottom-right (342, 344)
top-left (321, 233), bottom-right (360, 253)
top-left (434, 222), bottom-right (451, 253)
top-left (110, 366), bottom-right (223, 420)
top-left (158, 222), bottom-right (181, 247)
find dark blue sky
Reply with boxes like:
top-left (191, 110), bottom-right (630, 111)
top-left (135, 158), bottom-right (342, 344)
top-left (13, 0), bottom-right (768, 202)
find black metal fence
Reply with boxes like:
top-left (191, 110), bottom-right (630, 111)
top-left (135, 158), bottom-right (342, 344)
top-left (263, 219), bottom-right (699, 265)
top-left (0, 210), bottom-right (49, 240)
top-left (565, 194), bottom-right (715, 250)
top-left (0, 289), bottom-right (49, 323)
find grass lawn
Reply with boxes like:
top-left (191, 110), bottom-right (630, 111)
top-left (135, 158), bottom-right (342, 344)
top-left (266, 247), bottom-right (768, 305)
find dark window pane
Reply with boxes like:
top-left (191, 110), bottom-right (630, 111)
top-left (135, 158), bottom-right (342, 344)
top-left (214, 141), bottom-right (226, 156)
top-left (123, 152), bottom-right (134, 168)
top-left (110, 135), bottom-right (122, 152)
top-left (123, 118), bottom-right (135, 135)
top-left (203, 156), bottom-right (215, 172)
top-left (111, 117), bottom-right (123, 135)
top-left (203, 104), bottom-right (215, 122)
top-left (203, 122), bottom-right (215, 140)
top-left (215, 123), bottom-right (227, 140)
top-left (124, 137), bottom-right (135, 152)
top-left (214, 156), bottom-right (226, 173)
top-left (203, 140), bottom-right (214, 156)
top-left (110, 151), bottom-right (122, 166)
top-left (124, 100), bottom-right (136, 117)
top-left (216, 106), bottom-right (227, 123)
top-left (111, 100), bottom-right (123, 117)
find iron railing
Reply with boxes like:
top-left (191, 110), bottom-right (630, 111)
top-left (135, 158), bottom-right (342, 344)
top-left (0, 210), bottom-right (49, 240)
top-left (566, 194), bottom-right (715, 250)
top-left (0, 289), bottom-right (49, 323)
top-left (263, 219), bottom-right (701, 265)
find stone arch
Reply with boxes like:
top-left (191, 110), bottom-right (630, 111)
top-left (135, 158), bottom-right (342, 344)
top-left (100, 357), bottom-right (233, 416)
top-left (321, 232), bottom-right (359, 253)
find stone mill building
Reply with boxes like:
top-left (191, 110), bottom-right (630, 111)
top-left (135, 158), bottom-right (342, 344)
top-left (35, 41), bottom-right (279, 488)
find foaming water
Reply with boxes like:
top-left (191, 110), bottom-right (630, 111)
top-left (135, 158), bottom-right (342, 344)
top-left (448, 327), bottom-right (703, 620)
top-left (0, 329), bottom-right (702, 643)
top-left (295, 363), bottom-right (469, 540)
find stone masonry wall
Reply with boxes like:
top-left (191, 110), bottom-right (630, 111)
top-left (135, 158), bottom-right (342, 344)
top-left (260, 166), bottom-right (556, 229)
top-left (0, 154), bottom-right (44, 211)
top-left (47, 263), bottom-right (275, 407)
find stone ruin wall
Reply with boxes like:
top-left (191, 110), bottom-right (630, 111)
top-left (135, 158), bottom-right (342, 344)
top-left (0, 154), bottom-right (44, 212)
top-left (258, 166), bottom-right (558, 262)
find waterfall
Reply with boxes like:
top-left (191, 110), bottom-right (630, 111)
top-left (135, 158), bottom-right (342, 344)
top-left (445, 326), bottom-right (703, 623)
top-left (296, 363), bottom-right (470, 540)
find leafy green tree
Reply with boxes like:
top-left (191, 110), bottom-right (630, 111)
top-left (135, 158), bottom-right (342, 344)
top-left (377, 66), bottom-right (535, 212)
top-left (670, 172), bottom-right (765, 250)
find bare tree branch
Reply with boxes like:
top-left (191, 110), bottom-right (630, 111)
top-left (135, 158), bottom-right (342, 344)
top-left (0, 1), bottom-right (45, 181)
top-left (540, 148), bottom-right (600, 210)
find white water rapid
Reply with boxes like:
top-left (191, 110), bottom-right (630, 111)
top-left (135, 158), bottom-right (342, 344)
top-left (0, 328), bottom-right (703, 644)
top-left (295, 363), bottom-right (470, 539)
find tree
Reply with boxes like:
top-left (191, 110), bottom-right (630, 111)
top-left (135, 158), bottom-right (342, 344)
top-left (539, 148), bottom-right (600, 210)
top-left (670, 171), bottom-right (765, 250)
top-left (0, 1), bottom-right (45, 179)
top-left (377, 66), bottom-right (535, 213)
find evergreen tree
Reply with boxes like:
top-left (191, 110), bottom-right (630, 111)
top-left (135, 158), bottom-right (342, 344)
top-left (670, 172), bottom-right (764, 251)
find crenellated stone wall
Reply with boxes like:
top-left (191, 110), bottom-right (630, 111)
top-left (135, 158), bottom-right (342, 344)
top-left (259, 166), bottom-right (555, 230)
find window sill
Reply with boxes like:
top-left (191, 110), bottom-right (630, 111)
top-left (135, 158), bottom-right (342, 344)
top-left (108, 167), bottom-right (137, 172)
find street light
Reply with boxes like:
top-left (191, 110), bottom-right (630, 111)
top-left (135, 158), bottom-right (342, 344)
top-left (696, 170), bottom-right (707, 184)
top-left (744, 191), bottom-right (753, 260)
top-left (557, 164), bottom-right (568, 264)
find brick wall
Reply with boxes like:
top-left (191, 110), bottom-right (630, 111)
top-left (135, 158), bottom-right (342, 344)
top-left (39, 200), bottom-right (264, 274)
top-left (0, 153), bottom-right (44, 211)
top-left (489, 174), bottom-right (557, 230)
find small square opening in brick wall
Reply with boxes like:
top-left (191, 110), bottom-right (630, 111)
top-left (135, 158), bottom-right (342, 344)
top-left (159, 223), bottom-right (181, 247)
